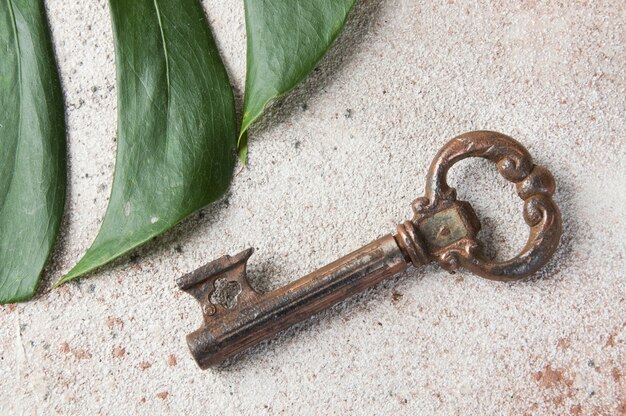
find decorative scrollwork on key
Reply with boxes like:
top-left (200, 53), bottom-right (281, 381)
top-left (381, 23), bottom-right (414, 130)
top-left (411, 130), bottom-right (562, 281)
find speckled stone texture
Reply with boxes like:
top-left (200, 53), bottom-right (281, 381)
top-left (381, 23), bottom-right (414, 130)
top-left (1, 1), bottom-right (624, 414)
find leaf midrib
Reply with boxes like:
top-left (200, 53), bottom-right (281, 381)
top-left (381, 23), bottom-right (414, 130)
top-left (151, 0), bottom-right (171, 158)
top-left (152, 0), bottom-right (170, 89)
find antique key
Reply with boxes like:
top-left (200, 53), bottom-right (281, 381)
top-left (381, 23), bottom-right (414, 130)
top-left (178, 131), bottom-right (562, 368)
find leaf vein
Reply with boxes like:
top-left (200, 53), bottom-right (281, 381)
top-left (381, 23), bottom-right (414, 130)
top-left (1, 0), bottom-right (22, 213)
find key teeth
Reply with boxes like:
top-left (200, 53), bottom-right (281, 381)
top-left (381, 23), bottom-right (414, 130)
top-left (176, 248), bottom-right (254, 291)
top-left (177, 247), bottom-right (259, 320)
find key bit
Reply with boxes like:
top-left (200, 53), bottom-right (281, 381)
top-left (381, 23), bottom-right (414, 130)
top-left (178, 131), bottom-right (562, 369)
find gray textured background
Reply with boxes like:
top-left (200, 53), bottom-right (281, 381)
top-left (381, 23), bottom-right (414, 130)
top-left (1, 1), bottom-right (624, 414)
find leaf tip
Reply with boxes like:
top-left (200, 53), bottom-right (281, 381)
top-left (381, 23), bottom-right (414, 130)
top-left (54, 258), bottom-right (94, 288)
top-left (0, 292), bottom-right (33, 305)
top-left (53, 273), bottom-right (74, 289)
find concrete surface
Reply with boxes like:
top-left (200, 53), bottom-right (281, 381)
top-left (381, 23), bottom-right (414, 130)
top-left (1, 0), bottom-right (624, 414)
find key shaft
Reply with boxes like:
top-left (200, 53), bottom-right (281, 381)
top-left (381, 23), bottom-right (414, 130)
top-left (179, 235), bottom-right (411, 368)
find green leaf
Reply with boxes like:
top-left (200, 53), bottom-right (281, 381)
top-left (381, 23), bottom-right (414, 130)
top-left (0, 0), bottom-right (66, 303)
top-left (239, 0), bottom-right (357, 160)
top-left (57, 0), bottom-right (237, 284)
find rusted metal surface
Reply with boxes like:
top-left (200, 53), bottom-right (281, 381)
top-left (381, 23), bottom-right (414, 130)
top-left (414, 131), bottom-right (562, 279)
top-left (178, 131), bottom-right (563, 369)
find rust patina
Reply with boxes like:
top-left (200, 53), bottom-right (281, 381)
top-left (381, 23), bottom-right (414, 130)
top-left (178, 131), bottom-right (563, 369)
